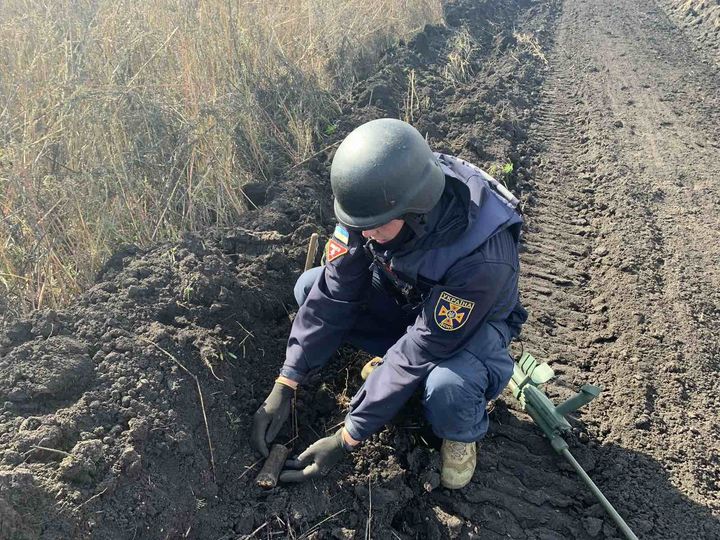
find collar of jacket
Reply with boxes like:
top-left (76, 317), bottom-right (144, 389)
top-left (390, 174), bottom-right (476, 257)
top-left (365, 174), bottom-right (476, 291)
top-left (384, 156), bottom-right (522, 286)
top-left (375, 176), bottom-right (477, 259)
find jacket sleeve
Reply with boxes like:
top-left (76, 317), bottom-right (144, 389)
top-left (344, 231), bottom-right (518, 441)
top-left (281, 228), bottom-right (370, 383)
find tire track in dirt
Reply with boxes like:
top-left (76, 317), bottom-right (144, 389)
top-left (519, 0), bottom-right (720, 537)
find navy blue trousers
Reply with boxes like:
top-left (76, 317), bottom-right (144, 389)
top-left (294, 267), bottom-right (514, 442)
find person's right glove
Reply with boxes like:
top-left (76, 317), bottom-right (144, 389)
top-left (279, 428), bottom-right (349, 483)
top-left (251, 382), bottom-right (294, 457)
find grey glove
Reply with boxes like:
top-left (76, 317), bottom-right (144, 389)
top-left (279, 428), bottom-right (350, 483)
top-left (251, 382), bottom-right (294, 457)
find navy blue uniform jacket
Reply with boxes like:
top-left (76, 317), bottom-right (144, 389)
top-left (281, 154), bottom-right (526, 441)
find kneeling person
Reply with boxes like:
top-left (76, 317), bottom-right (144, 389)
top-left (251, 118), bottom-right (527, 489)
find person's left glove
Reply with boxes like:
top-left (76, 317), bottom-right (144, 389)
top-left (279, 429), bottom-right (350, 483)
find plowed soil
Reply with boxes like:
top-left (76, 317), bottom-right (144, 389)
top-left (662, 0), bottom-right (720, 62)
top-left (1, 1), bottom-right (719, 539)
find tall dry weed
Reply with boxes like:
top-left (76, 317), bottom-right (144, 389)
top-left (0, 0), bottom-right (443, 322)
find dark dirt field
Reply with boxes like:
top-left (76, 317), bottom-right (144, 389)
top-left (1, 0), bottom-right (719, 539)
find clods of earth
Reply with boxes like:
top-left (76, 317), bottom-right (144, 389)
top-left (1, 0), bottom-right (719, 539)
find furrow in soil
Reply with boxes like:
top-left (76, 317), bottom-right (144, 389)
top-left (519, 0), bottom-right (720, 538)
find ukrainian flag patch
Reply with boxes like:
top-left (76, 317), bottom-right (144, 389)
top-left (333, 224), bottom-right (349, 245)
top-left (434, 292), bottom-right (475, 331)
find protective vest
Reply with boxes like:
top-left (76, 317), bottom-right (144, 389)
top-left (367, 153), bottom-right (523, 311)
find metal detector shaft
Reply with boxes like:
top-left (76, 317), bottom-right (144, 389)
top-left (560, 448), bottom-right (638, 540)
top-left (508, 353), bottom-right (638, 540)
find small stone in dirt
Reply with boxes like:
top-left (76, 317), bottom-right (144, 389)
top-left (117, 447), bottom-right (142, 478)
top-left (3, 450), bottom-right (22, 465)
top-left (332, 528), bottom-right (357, 539)
top-left (128, 418), bottom-right (149, 442)
top-left (582, 516), bottom-right (603, 537)
top-left (634, 415), bottom-right (651, 429)
top-left (114, 337), bottom-right (135, 352)
top-left (59, 439), bottom-right (105, 483)
top-left (613, 120), bottom-right (624, 128)
top-left (421, 470), bottom-right (441, 492)
top-left (19, 417), bottom-right (42, 431)
top-left (104, 351), bottom-right (121, 363)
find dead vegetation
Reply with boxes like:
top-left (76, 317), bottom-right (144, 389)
top-left (0, 0), bottom-right (443, 323)
top-left (443, 27), bottom-right (479, 85)
top-left (513, 31), bottom-right (548, 65)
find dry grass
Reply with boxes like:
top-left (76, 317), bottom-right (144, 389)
top-left (0, 0), bottom-right (443, 322)
top-left (443, 27), bottom-right (479, 86)
top-left (513, 31), bottom-right (548, 65)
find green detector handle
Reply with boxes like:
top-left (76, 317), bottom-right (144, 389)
top-left (556, 384), bottom-right (601, 416)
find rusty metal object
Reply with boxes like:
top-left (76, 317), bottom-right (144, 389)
top-left (256, 444), bottom-right (290, 489)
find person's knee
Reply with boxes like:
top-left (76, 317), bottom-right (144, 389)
top-left (425, 366), bottom-right (469, 409)
top-left (293, 267), bottom-right (323, 307)
top-left (424, 355), bottom-right (490, 442)
top-left (293, 279), bottom-right (308, 307)
top-left (463, 323), bottom-right (514, 400)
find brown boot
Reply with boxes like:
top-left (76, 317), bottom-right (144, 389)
top-left (440, 439), bottom-right (476, 489)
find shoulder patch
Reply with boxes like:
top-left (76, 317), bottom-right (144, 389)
top-left (333, 224), bottom-right (349, 245)
top-left (326, 238), bottom-right (349, 263)
top-left (434, 291), bottom-right (475, 331)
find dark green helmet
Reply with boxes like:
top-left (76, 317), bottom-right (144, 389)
top-left (330, 118), bottom-right (445, 230)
